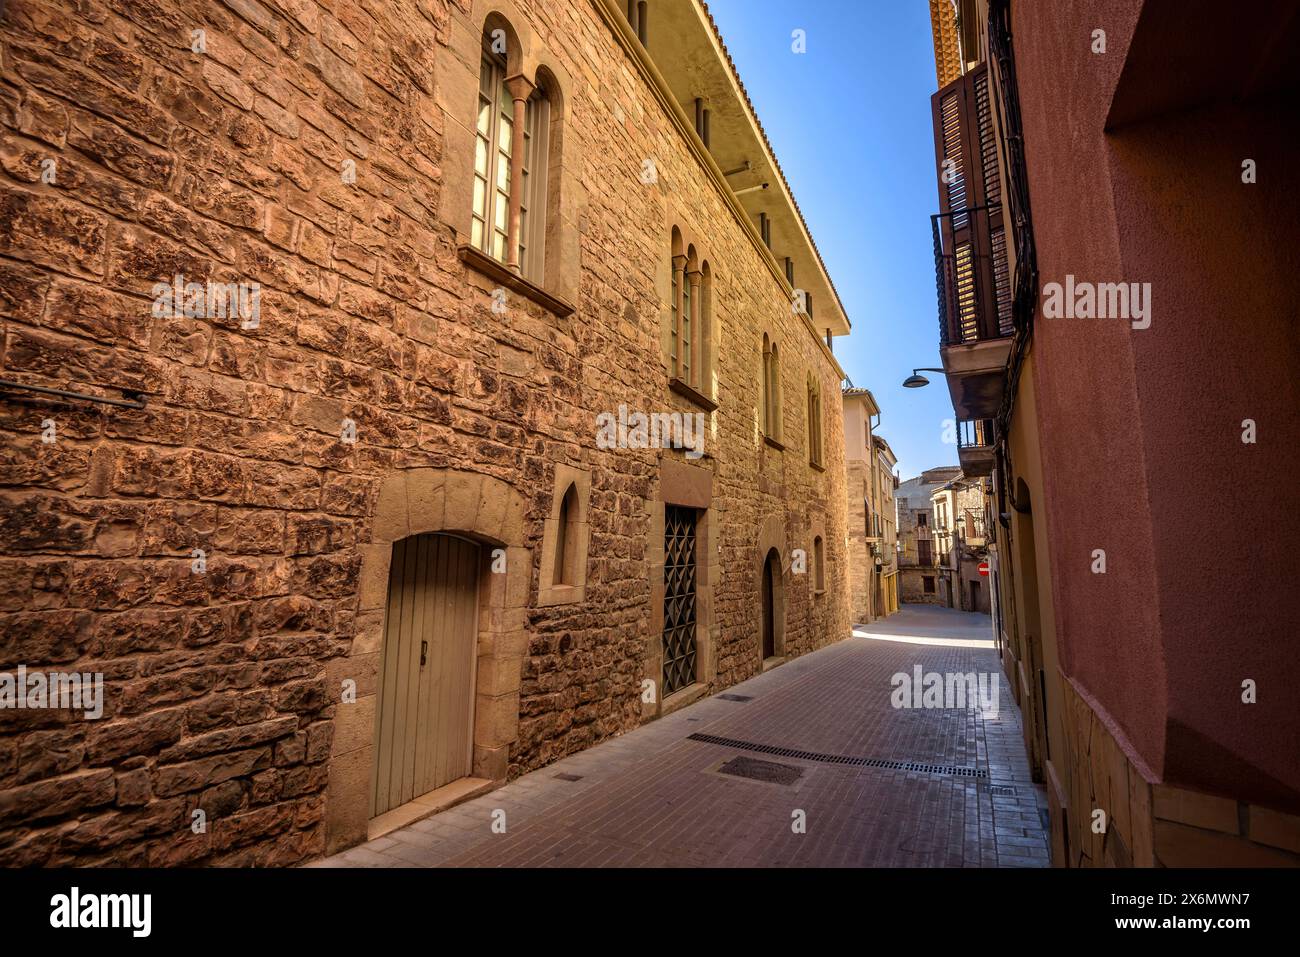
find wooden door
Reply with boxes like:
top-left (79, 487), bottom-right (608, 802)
top-left (372, 533), bottom-right (480, 817)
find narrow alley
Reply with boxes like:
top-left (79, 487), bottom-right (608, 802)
top-left (317, 606), bottom-right (1049, 868)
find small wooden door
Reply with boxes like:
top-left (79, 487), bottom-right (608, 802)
top-left (372, 533), bottom-right (480, 817)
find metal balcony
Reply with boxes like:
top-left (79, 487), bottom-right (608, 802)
top-left (956, 417), bottom-right (996, 477)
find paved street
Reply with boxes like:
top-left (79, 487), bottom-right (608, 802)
top-left (315, 606), bottom-right (1049, 868)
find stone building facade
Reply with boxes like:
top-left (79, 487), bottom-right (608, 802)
top-left (870, 436), bottom-right (898, 617)
top-left (0, 0), bottom-right (851, 865)
top-left (840, 387), bottom-right (897, 624)
top-left (895, 466), bottom-right (959, 604)
top-left (930, 476), bottom-right (988, 613)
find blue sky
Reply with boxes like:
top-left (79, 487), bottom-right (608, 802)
top-left (707, 0), bottom-right (954, 480)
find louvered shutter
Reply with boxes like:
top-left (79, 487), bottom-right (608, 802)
top-left (931, 63), bottom-right (1013, 343)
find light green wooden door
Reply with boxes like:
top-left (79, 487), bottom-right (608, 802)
top-left (372, 533), bottom-right (480, 817)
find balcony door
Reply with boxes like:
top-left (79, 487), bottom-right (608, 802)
top-left (931, 63), bottom-right (1013, 343)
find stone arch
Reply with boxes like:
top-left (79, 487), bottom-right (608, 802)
top-left (756, 516), bottom-right (788, 666)
top-left (481, 7), bottom-right (526, 76)
top-left (324, 469), bottom-right (531, 853)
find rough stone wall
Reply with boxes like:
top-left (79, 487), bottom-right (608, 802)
top-left (898, 569), bottom-right (939, 605)
top-left (895, 496), bottom-right (938, 605)
top-left (0, 0), bottom-right (848, 864)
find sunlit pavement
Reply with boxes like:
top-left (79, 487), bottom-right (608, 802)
top-left (314, 605), bottom-right (1049, 868)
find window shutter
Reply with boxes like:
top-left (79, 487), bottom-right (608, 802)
top-left (930, 64), bottom-right (1012, 342)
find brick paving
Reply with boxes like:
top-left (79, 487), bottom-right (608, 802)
top-left (313, 605), bottom-right (1050, 868)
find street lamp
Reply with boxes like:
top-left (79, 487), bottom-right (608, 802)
top-left (902, 367), bottom-right (945, 389)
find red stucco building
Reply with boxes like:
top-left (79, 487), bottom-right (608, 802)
top-left (927, 0), bottom-right (1299, 865)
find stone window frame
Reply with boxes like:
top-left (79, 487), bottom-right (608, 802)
top-left (760, 329), bottom-right (784, 448)
top-left (538, 463), bottom-right (591, 606)
top-left (756, 515), bottom-right (788, 667)
top-left (470, 36), bottom-right (551, 282)
top-left (324, 469), bottom-right (530, 854)
top-left (809, 514), bottom-right (828, 596)
top-left (806, 370), bottom-right (824, 470)
top-left (444, 2), bottom-right (580, 313)
top-left (660, 219), bottom-right (718, 412)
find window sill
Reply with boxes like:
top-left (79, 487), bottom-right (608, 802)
top-left (763, 435), bottom-right (785, 452)
top-left (661, 682), bottom-right (708, 717)
top-left (537, 581), bottom-right (585, 606)
top-left (458, 244), bottom-right (575, 318)
top-left (669, 377), bottom-right (718, 412)
top-left (809, 460), bottom-right (825, 473)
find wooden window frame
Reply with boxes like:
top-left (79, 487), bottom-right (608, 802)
top-left (473, 39), bottom-right (549, 285)
top-left (807, 375), bottom-right (824, 470)
top-left (761, 334), bottom-right (782, 446)
top-left (667, 232), bottom-right (714, 409)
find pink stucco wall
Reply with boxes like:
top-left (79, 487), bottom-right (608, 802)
top-left (1014, 0), bottom-right (1299, 808)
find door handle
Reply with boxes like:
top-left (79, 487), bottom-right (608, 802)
top-left (420, 640), bottom-right (428, 667)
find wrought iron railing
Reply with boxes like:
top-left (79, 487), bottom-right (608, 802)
top-left (989, 0), bottom-right (1038, 339)
top-left (957, 418), bottom-right (996, 449)
top-left (932, 204), bottom-right (1013, 347)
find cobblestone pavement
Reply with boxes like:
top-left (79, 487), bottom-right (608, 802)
top-left (313, 605), bottom-right (1050, 868)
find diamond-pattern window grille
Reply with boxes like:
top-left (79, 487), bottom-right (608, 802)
top-left (662, 506), bottom-right (698, 696)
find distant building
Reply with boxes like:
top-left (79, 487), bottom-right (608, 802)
top-left (895, 467), bottom-right (961, 604)
top-left (930, 476), bottom-right (989, 613)
top-left (871, 436), bottom-right (900, 618)
top-left (841, 388), bottom-right (898, 623)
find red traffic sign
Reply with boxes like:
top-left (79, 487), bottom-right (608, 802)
top-left (978, 561), bottom-right (990, 577)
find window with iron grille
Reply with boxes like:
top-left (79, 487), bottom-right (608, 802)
top-left (662, 506), bottom-right (698, 696)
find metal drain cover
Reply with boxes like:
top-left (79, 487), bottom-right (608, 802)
top-left (718, 693), bottom-right (753, 702)
top-left (987, 784), bottom-right (1016, 796)
top-left (717, 755), bottom-right (804, 786)
top-left (555, 773), bottom-right (583, 782)
top-left (687, 732), bottom-right (988, 779)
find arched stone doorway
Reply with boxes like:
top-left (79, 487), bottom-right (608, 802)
top-left (754, 516), bottom-right (787, 669)
top-left (761, 547), bottom-right (784, 663)
top-left (325, 469), bottom-right (530, 853)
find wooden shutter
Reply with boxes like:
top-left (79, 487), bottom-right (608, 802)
top-left (931, 64), bottom-right (1013, 342)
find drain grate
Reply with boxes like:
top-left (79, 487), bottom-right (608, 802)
top-left (717, 755), bottom-right (804, 786)
top-left (554, 772), bottom-right (584, 782)
top-left (686, 732), bottom-right (987, 779)
top-left (987, 784), bottom-right (1016, 796)
top-left (717, 693), bottom-right (754, 702)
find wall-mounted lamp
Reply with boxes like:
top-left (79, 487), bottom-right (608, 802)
top-left (902, 367), bottom-right (945, 389)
